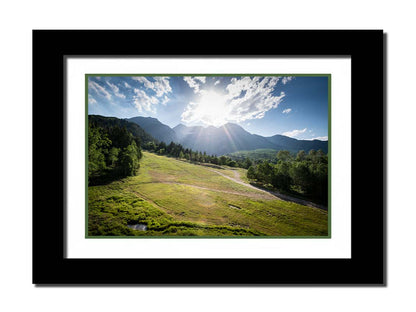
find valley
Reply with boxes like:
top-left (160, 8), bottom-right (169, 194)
top-left (88, 151), bottom-right (328, 237)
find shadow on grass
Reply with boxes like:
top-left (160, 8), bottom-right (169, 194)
top-left (249, 181), bottom-right (328, 211)
top-left (88, 170), bottom-right (132, 186)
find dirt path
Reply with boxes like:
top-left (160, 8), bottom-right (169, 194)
top-left (207, 168), bottom-right (270, 192)
top-left (207, 168), bottom-right (327, 210)
top-left (151, 181), bottom-right (274, 200)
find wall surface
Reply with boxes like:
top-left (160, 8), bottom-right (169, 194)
top-left (0, 1), bottom-right (412, 311)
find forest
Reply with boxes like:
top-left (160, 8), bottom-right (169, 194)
top-left (246, 150), bottom-right (328, 205)
top-left (88, 122), bottom-right (143, 185)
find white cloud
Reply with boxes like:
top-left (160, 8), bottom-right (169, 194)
top-left (88, 80), bottom-right (111, 100)
top-left (88, 94), bottom-right (97, 104)
top-left (106, 81), bottom-right (126, 99)
top-left (133, 88), bottom-right (158, 113)
top-left (194, 76), bottom-right (206, 83)
top-left (183, 76), bottom-right (203, 94)
top-left (181, 102), bottom-right (201, 123)
top-left (161, 95), bottom-right (169, 105)
top-left (124, 82), bottom-right (132, 88)
top-left (153, 77), bottom-right (172, 97)
top-left (129, 77), bottom-right (172, 113)
top-left (281, 76), bottom-right (294, 84)
top-left (214, 80), bottom-right (220, 85)
top-left (225, 76), bottom-right (285, 121)
top-left (282, 128), bottom-right (307, 138)
top-left (181, 76), bottom-right (287, 126)
top-left (225, 76), bottom-right (259, 98)
top-left (132, 76), bottom-right (172, 97)
top-left (282, 108), bottom-right (292, 114)
top-left (310, 136), bottom-right (328, 141)
top-left (132, 77), bottom-right (153, 88)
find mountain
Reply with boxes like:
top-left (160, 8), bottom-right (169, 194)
top-left (173, 123), bottom-right (273, 155)
top-left (88, 115), bottom-right (155, 145)
top-left (173, 123), bottom-right (197, 141)
top-left (171, 122), bottom-right (327, 156)
top-left (103, 115), bottom-right (328, 156)
top-left (127, 116), bottom-right (177, 144)
top-left (265, 134), bottom-right (328, 154)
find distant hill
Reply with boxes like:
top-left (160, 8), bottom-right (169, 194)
top-left (88, 115), bottom-right (155, 145)
top-left (265, 134), bottom-right (328, 154)
top-left (172, 122), bottom-right (328, 155)
top-left (127, 116), bottom-right (177, 144)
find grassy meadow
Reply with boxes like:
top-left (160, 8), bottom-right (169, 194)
top-left (88, 151), bottom-right (328, 237)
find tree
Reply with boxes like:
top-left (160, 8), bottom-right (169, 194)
top-left (145, 141), bottom-right (156, 151)
top-left (167, 141), bottom-right (175, 154)
top-left (308, 149), bottom-right (317, 162)
top-left (316, 149), bottom-right (327, 164)
top-left (296, 150), bottom-right (306, 161)
top-left (256, 161), bottom-right (273, 184)
top-left (308, 162), bottom-right (328, 204)
top-left (118, 141), bottom-right (140, 176)
top-left (244, 158), bottom-right (253, 169)
top-left (158, 142), bottom-right (167, 154)
top-left (88, 124), bottom-right (110, 182)
top-left (271, 162), bottom-right (292, 191)
top-left (219, 155), bottom-right (228, 166)
top-left (108, 126), bottom-right (132, 149)
top-left (277, 150), bottom-right (292, 162)
top-left (247, 166), bottom-right (257, 180)
top-left (289, 162), bottom-right (313, 194)
top-left (108, 147), bottom-right (120, 167)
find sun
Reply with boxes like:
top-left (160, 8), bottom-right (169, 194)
top-left (193, 90), bottom-right (230, 127)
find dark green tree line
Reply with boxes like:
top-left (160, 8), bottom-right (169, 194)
top-left (88, 122), bottom-right (142, 185)
top-left (143, 140), bottom-right (254, 169)
top-left (246, 149), bottom-right (328, 205)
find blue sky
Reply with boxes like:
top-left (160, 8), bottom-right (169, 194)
top-left (88, 75), bottom-right (329, 140)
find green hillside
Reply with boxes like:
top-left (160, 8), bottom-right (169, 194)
top-left (88, 151), bottom-right (328, 237)
top-left (89, 114), bottom-right (156, 146)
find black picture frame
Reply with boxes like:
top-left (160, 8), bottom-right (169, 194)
top-left (33, 30), bottom-right (384, 285)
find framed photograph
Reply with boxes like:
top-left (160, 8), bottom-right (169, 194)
top-left (33, 30), bottom-right (384, 284)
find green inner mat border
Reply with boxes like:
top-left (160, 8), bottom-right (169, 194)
top-left (85, 73), bottom-right (331, 239)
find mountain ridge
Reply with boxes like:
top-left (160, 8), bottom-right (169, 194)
top-left (127, 116), bottom-right (177, 144)
top-left (88, 115), bottom-right (155, 146)
top-left (126, 115), bottom-right (328, 155)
